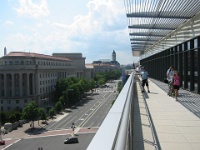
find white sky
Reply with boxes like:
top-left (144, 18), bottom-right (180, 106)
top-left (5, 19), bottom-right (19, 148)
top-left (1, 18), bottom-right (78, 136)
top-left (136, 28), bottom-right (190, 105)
top-left (0, 0), bottom-right (140, 65)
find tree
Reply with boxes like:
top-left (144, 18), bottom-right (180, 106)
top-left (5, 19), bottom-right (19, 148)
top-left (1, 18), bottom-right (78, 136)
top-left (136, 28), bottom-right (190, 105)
top-left (22, 101), bottom-right (39, 128)
top-left (49, 107), bottom-right (55, 118)
top-left (14, 112), bottom-right (22, 121)
top-left (55, 101), bottom-right (62, 113)
top-left (55, 79), bottom-right (69, 101)
top-left (38, 108), bottom-right (47, 121)
top-left (9, 114), bottom-right (16, 123)
top-left (0, 112), bottom-right (7, 125)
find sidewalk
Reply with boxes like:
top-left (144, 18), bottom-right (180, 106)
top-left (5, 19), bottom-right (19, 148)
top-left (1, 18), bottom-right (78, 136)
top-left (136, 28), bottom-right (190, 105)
top-left (133, 77), bottom-right (200, 150)
top-left (1, 111), bottom-right (69, 140)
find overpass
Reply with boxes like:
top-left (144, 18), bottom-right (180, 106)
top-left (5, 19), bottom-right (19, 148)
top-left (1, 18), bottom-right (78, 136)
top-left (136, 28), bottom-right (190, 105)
top-left (87, 0), bottom-right (200, 150)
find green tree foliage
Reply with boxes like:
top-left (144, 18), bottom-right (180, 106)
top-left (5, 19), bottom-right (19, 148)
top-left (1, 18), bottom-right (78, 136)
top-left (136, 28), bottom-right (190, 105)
top-left (68, 84), bottom-right (80, 106)
top-left (49, 107), bottom-right (55, 118)
top-left (55, 78), bottom-right (69, 100)
top-left (9, 114), bottom-right (16, 123)
top-left (14, 112), bottom-right (22, 121)
top-left (22, 101), bottom-right (39, 128)
top-left (38, 108), bottom-right (47, 121)
top-left (89, 79), bottom-right (95, 89)
top-left (0, 112), bottom-right (6, 125)
top-left (55, 101), bottom-right (62, 113)
top-left (59, 96), bottom-right (65, 107)
top-left (79, 78), bottom-right (89, 92)
top-left (94, 70), bottom-right (121, 86)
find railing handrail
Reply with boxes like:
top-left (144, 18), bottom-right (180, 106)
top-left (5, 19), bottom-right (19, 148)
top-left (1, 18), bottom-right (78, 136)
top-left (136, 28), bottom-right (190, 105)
top-left (87, 72), bottom-right (134, 150)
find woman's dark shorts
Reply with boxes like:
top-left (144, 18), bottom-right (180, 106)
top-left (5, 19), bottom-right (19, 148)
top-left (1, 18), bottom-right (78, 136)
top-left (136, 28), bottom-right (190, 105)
top-left (173, 85), bottom-right (179, 90)
top-left (142, 79), bottom-right (149, 87)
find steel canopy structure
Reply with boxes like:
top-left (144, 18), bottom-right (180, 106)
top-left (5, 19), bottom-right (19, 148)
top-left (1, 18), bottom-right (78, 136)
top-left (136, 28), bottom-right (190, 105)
top-left (124, 0), bottom-right (200, 59)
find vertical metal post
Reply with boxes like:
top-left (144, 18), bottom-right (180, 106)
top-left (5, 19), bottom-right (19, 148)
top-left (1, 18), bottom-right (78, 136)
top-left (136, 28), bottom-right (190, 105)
top-left (183, 43), bottom-right (188, 89)
top-left (178, 44), bottom-right (183, 87)
top-left (190, 40), bottom-right (194, 91)
top-left (197, 37), bottom-right (200, 93)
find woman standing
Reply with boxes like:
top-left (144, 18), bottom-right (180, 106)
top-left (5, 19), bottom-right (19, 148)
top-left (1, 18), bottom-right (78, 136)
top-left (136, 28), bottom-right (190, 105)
top-left (173, 71), bottom-right (180, 101)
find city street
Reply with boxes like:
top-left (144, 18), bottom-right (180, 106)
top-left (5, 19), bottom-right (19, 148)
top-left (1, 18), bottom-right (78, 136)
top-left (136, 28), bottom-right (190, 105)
top-left (1, 80), bottom-right (119, 150)
top-left (45, 81), bottom-right (118, 130)
top-left (4, 133), bottom-right (95, 150)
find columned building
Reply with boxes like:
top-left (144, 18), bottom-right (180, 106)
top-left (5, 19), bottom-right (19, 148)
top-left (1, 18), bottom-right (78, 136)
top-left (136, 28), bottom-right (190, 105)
top-left (0, 52), bottom-right (76, 112)
top-left (52, 53), bottom-right (86, 79)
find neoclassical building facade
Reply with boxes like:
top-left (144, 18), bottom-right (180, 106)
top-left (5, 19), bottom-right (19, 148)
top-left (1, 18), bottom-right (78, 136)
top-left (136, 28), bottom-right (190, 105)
top-left (0, 50), bottom-right (120, 112)
top-left (0, 52), bottom-right (76, 112)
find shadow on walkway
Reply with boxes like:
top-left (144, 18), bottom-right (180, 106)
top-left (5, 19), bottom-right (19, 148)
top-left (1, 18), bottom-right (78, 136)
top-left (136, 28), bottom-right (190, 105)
top-left (150, 78), bottom-right (200, 118)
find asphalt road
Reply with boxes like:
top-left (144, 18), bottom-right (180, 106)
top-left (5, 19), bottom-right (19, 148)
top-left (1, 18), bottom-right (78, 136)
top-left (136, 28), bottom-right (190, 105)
top-left (3, 80), bottom-right (120, 150)
top-left (5, 133), bottom-right (95, 150)
top-left (45, 81), bottom-right (118, 130)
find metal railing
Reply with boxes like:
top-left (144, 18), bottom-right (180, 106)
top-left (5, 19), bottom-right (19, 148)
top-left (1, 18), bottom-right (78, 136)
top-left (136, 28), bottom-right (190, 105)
top-left (87, 72), bottom-right (135, 150)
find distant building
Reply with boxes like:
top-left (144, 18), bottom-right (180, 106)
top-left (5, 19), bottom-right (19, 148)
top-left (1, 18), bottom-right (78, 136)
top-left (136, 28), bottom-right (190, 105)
top-left (91, 50), bottom-right (120, 73)
top-left (52, 53), bottom-right (85, 79)
top-left (0, 52), bottom-right (76, 112)
top-left (0, 50), bottom-right (120, 112)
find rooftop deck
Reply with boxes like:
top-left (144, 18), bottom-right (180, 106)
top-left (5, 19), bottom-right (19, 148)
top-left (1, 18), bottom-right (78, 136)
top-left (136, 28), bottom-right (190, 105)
top-left (88, 72), bottom-right (200, 150)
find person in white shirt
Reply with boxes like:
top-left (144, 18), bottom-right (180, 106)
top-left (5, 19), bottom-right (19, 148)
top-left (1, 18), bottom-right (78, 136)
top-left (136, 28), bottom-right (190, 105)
top-left (166, 66), bottom-right (175, 96)
top-left (166, 66), bottom-right (174, 82)
top-left (140, 67), bottom-right (150, 93)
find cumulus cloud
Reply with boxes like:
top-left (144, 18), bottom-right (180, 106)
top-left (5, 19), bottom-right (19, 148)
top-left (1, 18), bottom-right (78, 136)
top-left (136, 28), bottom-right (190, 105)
top-left (15, 0), bottom-right (49, 18)
top-left (5, 20), bottom-right (14, 26)
top-left (3, 0), bottom-right (135, 64)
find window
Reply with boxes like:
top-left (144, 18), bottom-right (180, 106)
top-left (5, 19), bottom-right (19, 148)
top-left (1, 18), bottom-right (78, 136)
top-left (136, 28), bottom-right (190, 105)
top-left (24, 99), bottom-right (27, 103)
top-left (1, 100), bottom-right (3, 104)
top-left (16, 100), bottom-right (19, 104)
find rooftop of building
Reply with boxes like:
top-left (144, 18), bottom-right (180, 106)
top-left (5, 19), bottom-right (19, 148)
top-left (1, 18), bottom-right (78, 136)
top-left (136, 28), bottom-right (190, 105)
top-left (2, 52), bottom-right (71, 61)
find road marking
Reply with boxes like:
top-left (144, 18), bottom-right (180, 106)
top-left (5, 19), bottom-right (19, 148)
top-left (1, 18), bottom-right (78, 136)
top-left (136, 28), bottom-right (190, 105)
top-left (77, 92), bottom-right (113, 128)
top-left (2, 139), bottom-right (21, 150)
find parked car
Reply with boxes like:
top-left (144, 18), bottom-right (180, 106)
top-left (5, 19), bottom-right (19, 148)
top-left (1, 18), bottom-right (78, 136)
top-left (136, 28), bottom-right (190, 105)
top-left (64, 137), bottom-right (79, 144)
top-left (0, 140), bottom-right (5, 145)
top-left (65, 108), bottom-right (72, 112)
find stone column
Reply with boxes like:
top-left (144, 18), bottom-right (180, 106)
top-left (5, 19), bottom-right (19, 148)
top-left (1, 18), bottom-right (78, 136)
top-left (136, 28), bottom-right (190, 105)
top-left (35, 71), bottom-right (39, 95)
top-left (11, 73), bottom-right (15, 97)
top-left (31, 73), bottom-right (35, 95)
top-left (19, 73), bottom-right (23, 97)
top-left (27, 73), bottom-right (30, 96)
top-left (4, 73), bottom-right (7, 97)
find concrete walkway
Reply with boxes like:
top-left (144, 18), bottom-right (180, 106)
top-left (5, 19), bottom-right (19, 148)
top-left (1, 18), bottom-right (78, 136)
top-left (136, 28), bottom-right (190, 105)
top-left (133, 77), bottom-right (200, 150)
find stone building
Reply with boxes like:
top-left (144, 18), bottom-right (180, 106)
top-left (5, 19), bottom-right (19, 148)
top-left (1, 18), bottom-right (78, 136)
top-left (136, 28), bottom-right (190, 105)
top-left (52, 53), bottom-right (85, 79)
top-left (91, 50), bottom-right (120, 73)
top-left (0, 52), bottom-right (76, 112)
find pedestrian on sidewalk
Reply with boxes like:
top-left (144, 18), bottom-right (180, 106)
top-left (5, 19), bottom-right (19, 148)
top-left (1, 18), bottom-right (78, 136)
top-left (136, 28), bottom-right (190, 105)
top-left (166, 66), bottom-right (175, 96)
top-left (173, 70), bottom-right (180, 101)
top-left (140, 67), bottom-right (150, 93)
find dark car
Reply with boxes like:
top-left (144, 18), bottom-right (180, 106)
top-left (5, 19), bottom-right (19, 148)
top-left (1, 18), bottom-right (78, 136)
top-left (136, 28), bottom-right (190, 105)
top-left (64, 137), bottom-right (79, 144)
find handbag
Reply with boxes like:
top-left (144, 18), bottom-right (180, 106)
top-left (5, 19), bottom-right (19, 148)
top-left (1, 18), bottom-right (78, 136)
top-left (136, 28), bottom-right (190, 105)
top-left (163, 78), bottom-right (168, 84)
